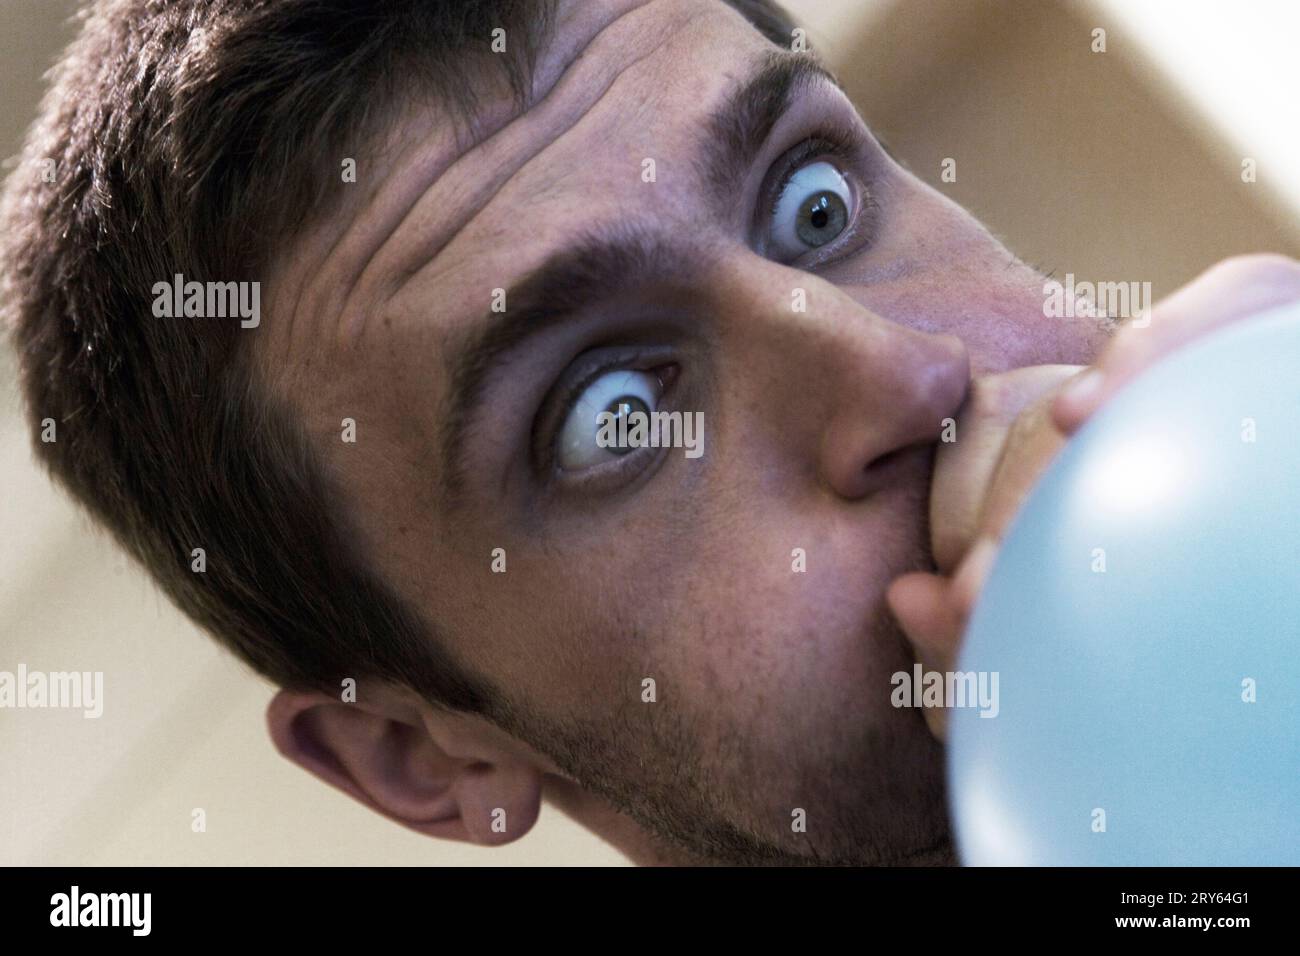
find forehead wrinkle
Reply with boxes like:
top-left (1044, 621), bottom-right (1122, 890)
top-left (269, 75), bottom-right (532, 370)
top-left (278, 0), bottom-right (652, 360)
top-left (330, 0), bottom-right (683, 350)
top-left (274, 122), bottom-right (458, 365)
top-left (527, 0), bottom-right (655, 101)
top-left (390, 12), bottom-right (774, 331)
top-left (298, 93), bottom-right (531, 359)
top-left (361, 1), bottom-right (734, 336)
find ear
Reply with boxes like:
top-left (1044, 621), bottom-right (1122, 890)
top-left (267, 685), bottom-right (543, 846)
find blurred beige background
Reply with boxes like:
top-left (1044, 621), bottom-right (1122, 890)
top-left (2, 0), bottom-right (1297, 866)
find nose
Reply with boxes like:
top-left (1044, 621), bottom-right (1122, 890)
top-left (818, 327), bottom-right (970, 500)
top-left (709, 255), bottom-right (973, 503)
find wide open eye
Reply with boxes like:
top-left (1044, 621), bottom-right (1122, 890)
top-left (556, 368), bottom-right (662, 471)
top-left (767, 160), bottom-right (853, 261)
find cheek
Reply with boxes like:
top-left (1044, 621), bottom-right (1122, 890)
top-left (434, 405), bottom-right (933, 720)
top-left (648, 495), bottom-right (928, 716)
top-left (845, 176), bottom-right (1109, 369)
top-left (846, 245), bottom-right (1102, 373)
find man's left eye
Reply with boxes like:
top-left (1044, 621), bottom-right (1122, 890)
top-left (556, 368), bottom-right (663, 472)
top-left (767, 160), bottom-right (853, 261)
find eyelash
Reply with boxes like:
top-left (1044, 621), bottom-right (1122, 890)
top-left (766, 132), bottom-right (857, 216)
top-left (761, 126), bottom-right (875, 264)
top-left (532, 346), bottom-right (678, 481)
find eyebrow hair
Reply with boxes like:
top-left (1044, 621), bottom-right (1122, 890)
top-left (700, 50), bottom-right (842, 201)
top-left (437, 51), bottom-right (841, 502)
top-left (438, 226), bottom-right (704, 501)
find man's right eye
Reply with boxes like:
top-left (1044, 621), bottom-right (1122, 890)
top-left (766, 159), bottom-right (854, 261)
top-left (556, 368), bottom-right (664, 471)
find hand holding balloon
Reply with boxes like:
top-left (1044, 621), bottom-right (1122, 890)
top-left (888, 363), bottom-right (1082, 738)
top-left (888, 255), bottom-right (1300, 740)
top-left (1052, 254), bottom-right (1300, 434)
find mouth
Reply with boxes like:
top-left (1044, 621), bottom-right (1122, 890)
top-left (877, 440), bottom-right (940, 574)
top-left (861, 441), bottom-right (942, 664)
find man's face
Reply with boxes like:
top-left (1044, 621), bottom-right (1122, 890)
top-left (265, 0), bottom-right (1106, 863)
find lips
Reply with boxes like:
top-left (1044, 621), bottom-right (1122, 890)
top-left (860, 443), bottom-right (938, 578)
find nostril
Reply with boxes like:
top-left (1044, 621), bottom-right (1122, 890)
top-left (859, 443), bottom-right (931, 498)
top-left (865, 445), bottom-right (908, 475)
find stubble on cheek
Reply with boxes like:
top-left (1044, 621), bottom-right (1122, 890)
top-left (489, 583), bottom-right (952, 865)
top-left (476, 453), bottom-right (951, 863)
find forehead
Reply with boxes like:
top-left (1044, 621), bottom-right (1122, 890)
top-left (266, 0), bottom-right (779, 371)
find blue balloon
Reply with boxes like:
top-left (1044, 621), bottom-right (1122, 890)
top-left (949, 303), bottom-right (1300, 865)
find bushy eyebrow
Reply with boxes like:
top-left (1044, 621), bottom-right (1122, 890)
top-left (699, 50), bottom-right (842, 203)
top-left (437, 51), bottom-right (841, 503)
top-left (438, 225), bottom-right (702, 502)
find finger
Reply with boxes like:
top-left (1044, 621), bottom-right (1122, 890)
top-left (888, 572), bottom-right (958, 742)
top-left (888, 542), bottom-right (1004, 742)
top-left (1053, 255), bottom-right (1300, 433)
top-left (949, 536), bottom-right (1000, 619)
top-left (930, 364), bottom-right (1082, 574)
top-left (886, 571), bottom-right (964, 676)
top-left (976, 387), bottom-right (1070, 542)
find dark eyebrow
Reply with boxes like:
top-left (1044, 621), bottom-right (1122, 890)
top-left (438, 51), bottom-right (841, 502)
top-left (700, 49), bottom-right (842, 203)
top-left (438, 226), bottom-right (704, 501)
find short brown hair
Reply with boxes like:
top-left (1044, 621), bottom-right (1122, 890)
top-left (1, 0), bottom-right (794, 715)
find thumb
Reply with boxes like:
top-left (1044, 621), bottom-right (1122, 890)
top-left (886, 572), bottom-right (964, 740)
top-left (887, 540), bottom-right (1002, 741)
top-left (886, 571), bottom-right (964, 675)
